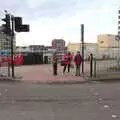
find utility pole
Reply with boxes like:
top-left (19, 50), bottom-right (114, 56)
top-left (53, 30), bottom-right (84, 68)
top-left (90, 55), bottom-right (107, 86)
top-left (81, 24), bottom-right (84, 74)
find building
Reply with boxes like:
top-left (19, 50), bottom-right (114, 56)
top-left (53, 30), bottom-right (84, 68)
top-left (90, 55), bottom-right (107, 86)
top-left (43, 46), bottom-right (56, 63)
top-left (97, 34), bottom-right (120, 58)
top-left (16, 46), bottom-right (30, 54)
top-left (118, 10), bottom-right (120, 35)
top-left (52, 39), bottom-right (66, 62)
top-left (0, 31), bottom-right (16, 56)
top-left (67, 42), bottom-right (81, 53)
top-left (67, 42), bottom-right (97, 59)
top-left (16, 45), bottom-right (57, 64)
top-left (52, 39), bottom-right (65, 52)
top-left (16, 45), bottom-right (46, 54)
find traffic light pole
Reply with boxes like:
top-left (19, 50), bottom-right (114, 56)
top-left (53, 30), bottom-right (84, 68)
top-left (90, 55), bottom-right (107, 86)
top-left (1, 11), bottom-right (30, 78)
top-left (11, 16), bottom-right (15, 77)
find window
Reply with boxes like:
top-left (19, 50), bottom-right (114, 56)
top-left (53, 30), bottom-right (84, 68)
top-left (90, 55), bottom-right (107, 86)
top-left (100, 41), bottom-right (104, 44)
top-left (118, 16), bottom-right (120, 19)
top-left (119, 10), bottom-right (120, 14)
top-left (118, 31), bottom-right (120, 35)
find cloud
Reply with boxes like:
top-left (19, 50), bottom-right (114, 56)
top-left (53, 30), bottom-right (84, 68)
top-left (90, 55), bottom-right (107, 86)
top-left (16, 0), bottom-right (119, 46)
top-left (0, 0), bottom-right (119, 46)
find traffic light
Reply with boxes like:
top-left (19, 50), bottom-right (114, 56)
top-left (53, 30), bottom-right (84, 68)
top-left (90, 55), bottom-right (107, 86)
top-left (14, 17), bottom-right (22, 32)
top-left (14, 17), bottom-right (29, 32)
top-left (18, 24), bottom-right (30, 32)
top-left (1, 14), bottom-right (11, 35)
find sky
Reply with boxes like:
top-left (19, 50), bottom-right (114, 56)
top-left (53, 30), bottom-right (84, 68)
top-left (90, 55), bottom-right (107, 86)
top-left (0, 0), bottom-right (120, 46)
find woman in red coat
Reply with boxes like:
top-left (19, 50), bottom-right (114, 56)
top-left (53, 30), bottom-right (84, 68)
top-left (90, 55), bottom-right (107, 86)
top-left (63, 52), bottom-right (73, 74)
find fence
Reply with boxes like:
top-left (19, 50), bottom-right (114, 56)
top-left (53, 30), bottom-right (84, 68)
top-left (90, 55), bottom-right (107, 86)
top-left (93, 58), bottom-right (120, 77)
top-left (0, 33), bottom-right (11, 77)
top-left (0, 56), bottom-right (10, 77)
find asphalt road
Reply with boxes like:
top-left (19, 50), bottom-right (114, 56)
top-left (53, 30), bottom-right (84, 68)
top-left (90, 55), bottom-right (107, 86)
top-left (0, 82), bottom-right (120, 120)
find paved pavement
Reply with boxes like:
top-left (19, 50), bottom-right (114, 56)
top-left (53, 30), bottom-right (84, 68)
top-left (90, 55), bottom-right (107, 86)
top-left (15, 64), bottom-right (88, 83)
top-left (0, 82), bottom-right (120, 120)
top-left (1, 61), bottom-right (120, 83)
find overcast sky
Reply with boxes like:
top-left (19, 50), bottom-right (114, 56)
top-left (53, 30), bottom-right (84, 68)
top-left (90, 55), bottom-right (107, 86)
top-left (0, 0), bottom-right (119, 46)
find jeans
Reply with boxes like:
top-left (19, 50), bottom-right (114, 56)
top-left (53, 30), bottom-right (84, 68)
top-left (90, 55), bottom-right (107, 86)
top-left (63, 64), bottom-right (71, 73)
top-left (53, 65), bottom-right (57, 75)
top-left (75, 64), bottom-right (81, 76)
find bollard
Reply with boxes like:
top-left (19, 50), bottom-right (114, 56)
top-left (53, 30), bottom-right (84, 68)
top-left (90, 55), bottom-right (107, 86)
top-left (90, 54), bottom-right (93, 77)
top-left (94, 58), bottom-right (96, 77)
top-left (8, 62), bottom-right (10, 77)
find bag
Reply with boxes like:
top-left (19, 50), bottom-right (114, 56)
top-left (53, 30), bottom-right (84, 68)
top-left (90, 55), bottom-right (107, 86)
top-left (70, 63), bottom-right (74, 68)
top-left (60, 60), bottom-right (65, 66)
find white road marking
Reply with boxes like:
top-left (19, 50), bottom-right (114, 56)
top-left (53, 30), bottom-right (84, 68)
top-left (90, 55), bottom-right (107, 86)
top-left (5, 88), bottom-right (8, 92)
top-left (94, 92), bottom-right (99, 95)
top-left (98, 98), bottom-right (102, 101)
top-left (112, 115), bottom-right (117, 118)
top-left (104, 105), bottom-right (109, 108)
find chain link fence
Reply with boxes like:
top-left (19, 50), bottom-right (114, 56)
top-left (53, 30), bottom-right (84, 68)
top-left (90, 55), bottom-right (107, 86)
top-left (93, 58), bottom-right (120, 77)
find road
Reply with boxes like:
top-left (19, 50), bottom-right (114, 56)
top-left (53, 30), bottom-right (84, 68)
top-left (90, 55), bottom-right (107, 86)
top-left (0, 82), bottom-right (120, 120)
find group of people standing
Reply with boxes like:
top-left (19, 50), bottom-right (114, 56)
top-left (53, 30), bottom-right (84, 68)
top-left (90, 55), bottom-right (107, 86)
top-left (52, 51), bottom-right (83, 76)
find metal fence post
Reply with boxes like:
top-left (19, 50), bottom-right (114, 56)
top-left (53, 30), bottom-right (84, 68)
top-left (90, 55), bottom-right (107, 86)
top-left (11, 16), bottom-right (15, 77)
top-left (8, 61), bottom-right (10, 76)
top-left (90, 54), bottom-right (93, 77)
top-left (94, 58), bottom-right (96, 77)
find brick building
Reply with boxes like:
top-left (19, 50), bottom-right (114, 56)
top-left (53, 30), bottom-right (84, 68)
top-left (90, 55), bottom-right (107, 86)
top-left (52, 39), bottom-right (67, 62)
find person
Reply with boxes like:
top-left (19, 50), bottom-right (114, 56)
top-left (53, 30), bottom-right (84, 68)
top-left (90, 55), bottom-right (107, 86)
top-left (74, 51), bottom-right (83, 76)
top-left (63, 51), bottom-right (73, 74)
top-left (52, 52), bottom-right (58, 76)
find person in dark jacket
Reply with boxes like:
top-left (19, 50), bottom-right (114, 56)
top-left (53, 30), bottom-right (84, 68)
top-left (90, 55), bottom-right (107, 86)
top-left (52, 52), bottom-right (58, 76)
top-left (74, 51), bottom-right (83, 76)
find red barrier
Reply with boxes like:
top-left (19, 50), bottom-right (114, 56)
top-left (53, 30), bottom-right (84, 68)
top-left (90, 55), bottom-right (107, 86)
top-left (0, 55), bottom-right (24, 66)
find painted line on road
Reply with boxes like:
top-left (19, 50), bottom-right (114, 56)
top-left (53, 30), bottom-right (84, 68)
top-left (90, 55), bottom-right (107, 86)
top-left (5, 88), bottom-right (8, 92)
top-left (0, 88), bottom-right (8, 97)
top-left (104, 105), bottom-right (109, 108)
top-left (94, 92), bottom-right (99, 96)
top-left (112, 115), bottom-right (117, 118)
top-left (89, 85), bottom-right (119, 119)
top-left (98, 98), bottom-right (103, 101)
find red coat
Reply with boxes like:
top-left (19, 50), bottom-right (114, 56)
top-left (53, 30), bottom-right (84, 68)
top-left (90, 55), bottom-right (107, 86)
top-left (63, 54), bottom-right (73, 65)
top-left (74, 54), bottom-right (83, 65)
